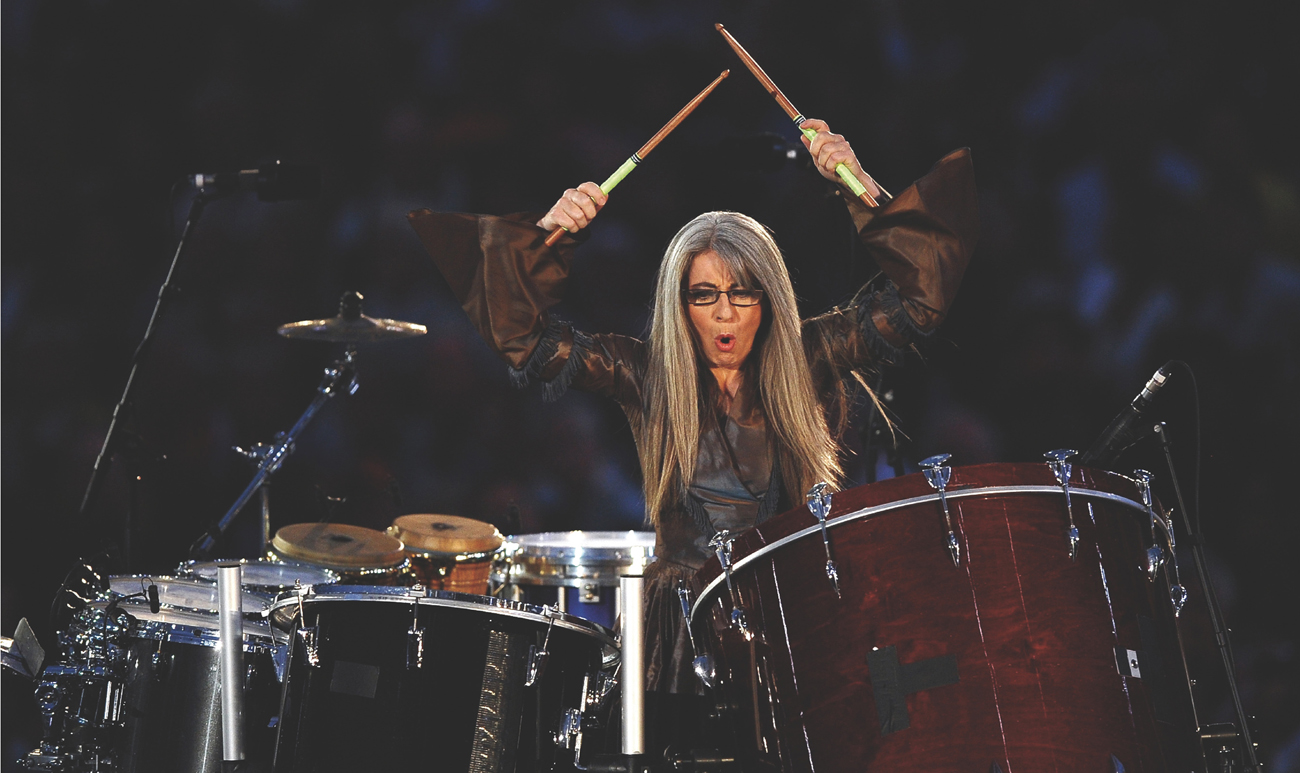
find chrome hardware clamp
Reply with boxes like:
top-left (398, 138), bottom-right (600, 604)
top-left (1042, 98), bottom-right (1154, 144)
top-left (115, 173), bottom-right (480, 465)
top-left (525, 605), bottom-right (558, 686)
top-left (806, 482), bottom-right (841, 598)
top-left (406, 589), bottom-right (425, 670)
top-left (677, 583), bottom-right (716, 688)
top-left (920, 454), bottom-right (961, 566)
top-left (293, 582), bottom-right (320, 668)
top-left (1045, 449), bottom-right (1081, 561)
top-left (1133, 469), bottom-right (1187, 616)
top-left (709, 531), bottom-right (753, 641)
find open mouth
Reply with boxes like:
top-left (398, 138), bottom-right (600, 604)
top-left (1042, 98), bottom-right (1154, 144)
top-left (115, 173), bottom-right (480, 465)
top-left (715, 334), bottom-right (736, 352)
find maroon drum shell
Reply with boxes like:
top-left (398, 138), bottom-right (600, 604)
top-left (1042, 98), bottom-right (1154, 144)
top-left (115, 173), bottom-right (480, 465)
top-left (689, 463), bottom-right (1202, 773)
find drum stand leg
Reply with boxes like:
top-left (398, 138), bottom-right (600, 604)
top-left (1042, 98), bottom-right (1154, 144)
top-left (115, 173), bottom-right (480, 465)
top-left (1154, 422), bottom-right (1261, 772)
top-left (217, 563), bottom-right (246, 772)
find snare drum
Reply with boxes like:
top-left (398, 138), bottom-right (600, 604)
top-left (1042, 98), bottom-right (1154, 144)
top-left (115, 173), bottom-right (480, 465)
top-left (179, 558), bottom-right (340, 594)
top-left (269, 522), bottom-right (410, 585)
top-left (23, 586), bottom-right (282, 772)
top-left (387, 514), bottom-right (503, 594)
top-left (689, 462), bottom-right (1201, 773)
top-left (269, 585), bottom-right (618, 772)
top-left (497, 531), bottom-right (655, 629)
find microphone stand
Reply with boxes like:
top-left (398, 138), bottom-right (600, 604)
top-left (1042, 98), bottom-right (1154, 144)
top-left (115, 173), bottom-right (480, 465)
top-left (189, 349), bottom-right (358, 560)
top-left (1153, 422), bottom-right (1260, 772)
top-left (78, 191), bottom-right (211, 566)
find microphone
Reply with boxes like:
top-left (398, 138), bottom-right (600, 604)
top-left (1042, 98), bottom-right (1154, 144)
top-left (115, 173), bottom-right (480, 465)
top-left (1079, 362), bottom-right (1173, 468)
top-left (192, 160), bottom-right (321, 201)
top-left (147, 584), bottom-right (161, 614)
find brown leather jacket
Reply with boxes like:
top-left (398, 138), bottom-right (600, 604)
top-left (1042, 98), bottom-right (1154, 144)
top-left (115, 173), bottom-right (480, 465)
top-left (409, 147), bottom-right (979, 692)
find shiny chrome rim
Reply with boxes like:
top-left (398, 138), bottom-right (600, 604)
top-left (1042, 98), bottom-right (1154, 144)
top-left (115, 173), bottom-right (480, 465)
top-left (689, 485), bottom-right (1145, 625)
top-left (268, 585), bottom-right (620, 657)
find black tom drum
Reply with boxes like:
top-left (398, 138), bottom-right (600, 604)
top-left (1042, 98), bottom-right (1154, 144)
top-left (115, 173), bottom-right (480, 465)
top-left (269, 585), bottom-right (619, 773)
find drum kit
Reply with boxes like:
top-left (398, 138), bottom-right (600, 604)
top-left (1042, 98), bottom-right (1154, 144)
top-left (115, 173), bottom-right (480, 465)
top-left (4, 293), bottom-right (1232, 772)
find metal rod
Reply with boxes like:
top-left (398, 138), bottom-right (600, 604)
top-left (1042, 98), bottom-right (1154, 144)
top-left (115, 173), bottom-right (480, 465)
top-left (79, 192), bottom-right (208, 525)
top-left (217, 562), bottom-right (245, 764)
top-left (258, 485), bottom-right (271, 556)
top-left (620, 575), bottom-right (645, 756)
top-left (1156, 422), bottom-right (1260, 771)
top-left (190, 353), bottom-right (354, 558)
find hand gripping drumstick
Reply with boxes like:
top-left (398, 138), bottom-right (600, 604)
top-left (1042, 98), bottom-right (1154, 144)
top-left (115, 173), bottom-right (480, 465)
top-left (715, 24), bottom-right (882, 208)
top-left (544, 69), bottom-right (730, 247)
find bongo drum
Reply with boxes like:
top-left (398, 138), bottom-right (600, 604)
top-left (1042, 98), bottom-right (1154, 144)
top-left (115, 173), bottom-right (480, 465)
top-left (269, 523), bottom-right (410, 585)
top-left (688, 462), bottom-right (1201, 773)
top-left (387, 514), bottom-right (503, 594)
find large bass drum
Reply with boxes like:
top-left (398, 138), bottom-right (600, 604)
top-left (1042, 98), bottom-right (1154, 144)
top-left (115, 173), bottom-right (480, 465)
top-left (270, 585), bottom-right (619, 772)
top-left (689, 462), bottom-right (1203, 773)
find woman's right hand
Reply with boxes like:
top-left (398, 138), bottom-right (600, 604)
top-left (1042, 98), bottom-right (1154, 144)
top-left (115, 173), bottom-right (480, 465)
top-left (537, 182), bottom-right (608, 233)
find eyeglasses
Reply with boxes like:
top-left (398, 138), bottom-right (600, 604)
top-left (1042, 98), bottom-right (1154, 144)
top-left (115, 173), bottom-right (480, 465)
top-left (682, 288), bottom-right (765, 307)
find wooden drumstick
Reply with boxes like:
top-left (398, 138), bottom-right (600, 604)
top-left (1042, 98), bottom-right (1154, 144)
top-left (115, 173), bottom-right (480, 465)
top-left (715, 23), bottom-right (883, 208)
top-left (544, 69), bottom-right (730, 248)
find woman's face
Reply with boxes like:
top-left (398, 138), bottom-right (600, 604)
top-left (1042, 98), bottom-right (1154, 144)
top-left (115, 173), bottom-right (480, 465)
top-left (685, 250), bottom-right (763, 373)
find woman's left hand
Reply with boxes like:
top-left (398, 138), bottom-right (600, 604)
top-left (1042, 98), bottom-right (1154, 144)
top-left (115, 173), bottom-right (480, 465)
top-left (800, 118), bottom-right (883, 200)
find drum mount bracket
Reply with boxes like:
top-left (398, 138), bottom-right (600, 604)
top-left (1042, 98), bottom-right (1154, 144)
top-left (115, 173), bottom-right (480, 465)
top-left (1044, 449), bottom-right (1081, 561)
top-left (920, 454), bottom-right (961, 566)
top-left (805, 483), bottom-right (841, 598)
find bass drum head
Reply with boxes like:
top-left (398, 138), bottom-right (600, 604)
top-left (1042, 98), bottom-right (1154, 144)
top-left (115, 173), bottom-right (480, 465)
top-left (107, 575), bottom-right (272, 616)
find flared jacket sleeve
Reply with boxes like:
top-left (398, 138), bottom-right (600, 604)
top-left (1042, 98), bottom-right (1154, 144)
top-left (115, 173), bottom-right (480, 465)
top-left (803, 147), bottom-right (979, 389)
top-left (406, 208), bottom-right (645, 410)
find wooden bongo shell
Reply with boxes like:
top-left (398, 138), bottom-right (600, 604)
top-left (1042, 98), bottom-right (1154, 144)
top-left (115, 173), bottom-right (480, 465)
top-left (271, 523), bottom-right (406, 570)
top-left (388, 514), bottom-right (503, 594)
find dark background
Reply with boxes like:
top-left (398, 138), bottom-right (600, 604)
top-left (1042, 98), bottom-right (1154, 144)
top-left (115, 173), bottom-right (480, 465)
top-left (3, 0), bottom-right (1297, 768)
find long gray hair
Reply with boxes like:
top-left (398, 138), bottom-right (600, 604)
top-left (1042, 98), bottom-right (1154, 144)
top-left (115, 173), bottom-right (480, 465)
top-left (637, 211), bottom-right (841, 525)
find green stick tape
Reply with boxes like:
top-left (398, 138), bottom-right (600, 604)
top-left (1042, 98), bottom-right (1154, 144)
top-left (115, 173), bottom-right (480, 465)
top-left (600, 156), bottom-right (640, 195)
top-left (800, 127), bottom-right (869, 198)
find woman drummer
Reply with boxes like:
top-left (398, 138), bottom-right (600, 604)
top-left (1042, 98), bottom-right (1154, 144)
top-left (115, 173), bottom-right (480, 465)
top-left (408, 119), bottom-right (978, 694)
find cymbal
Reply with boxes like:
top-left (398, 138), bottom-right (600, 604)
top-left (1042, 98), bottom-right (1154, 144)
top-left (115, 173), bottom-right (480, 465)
top-left (277, 291), bottom-right (426, 344)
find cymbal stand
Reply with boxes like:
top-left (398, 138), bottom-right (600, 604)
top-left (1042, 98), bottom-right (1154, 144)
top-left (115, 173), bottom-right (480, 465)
top-left (232, 442), bottom-right (276, 555)
top-left (189, 349), bottom-right (358, 559)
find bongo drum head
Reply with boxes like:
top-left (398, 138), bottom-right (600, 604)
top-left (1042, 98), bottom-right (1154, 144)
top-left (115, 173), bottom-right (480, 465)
top-left (389, 514), bottom-right (503, 556)
top-left (272, 523), bottom-right (405, 569)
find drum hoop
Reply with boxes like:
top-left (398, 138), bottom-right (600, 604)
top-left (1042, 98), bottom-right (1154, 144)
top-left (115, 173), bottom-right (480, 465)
top-left (406, 547), bottom-right (500, 563)
top-left (689, 484), bottom-right (1146, 625)
top-left (89, 600), bottom-right (277, 647)
top-left (268, 585), bottom-right (620, 655)
top-left (178, 559), bottom-right (342, 588)
top-left (106, 574), bottom-right (273, 615)
top-left (505, 531), bottom-right (656, 562)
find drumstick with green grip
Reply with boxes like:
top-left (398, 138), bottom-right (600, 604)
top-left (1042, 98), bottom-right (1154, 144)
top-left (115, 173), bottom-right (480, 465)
top-left (716, 23), bottom-right (886, 208)
top-left (544, 69), bottom-right (730, 247)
